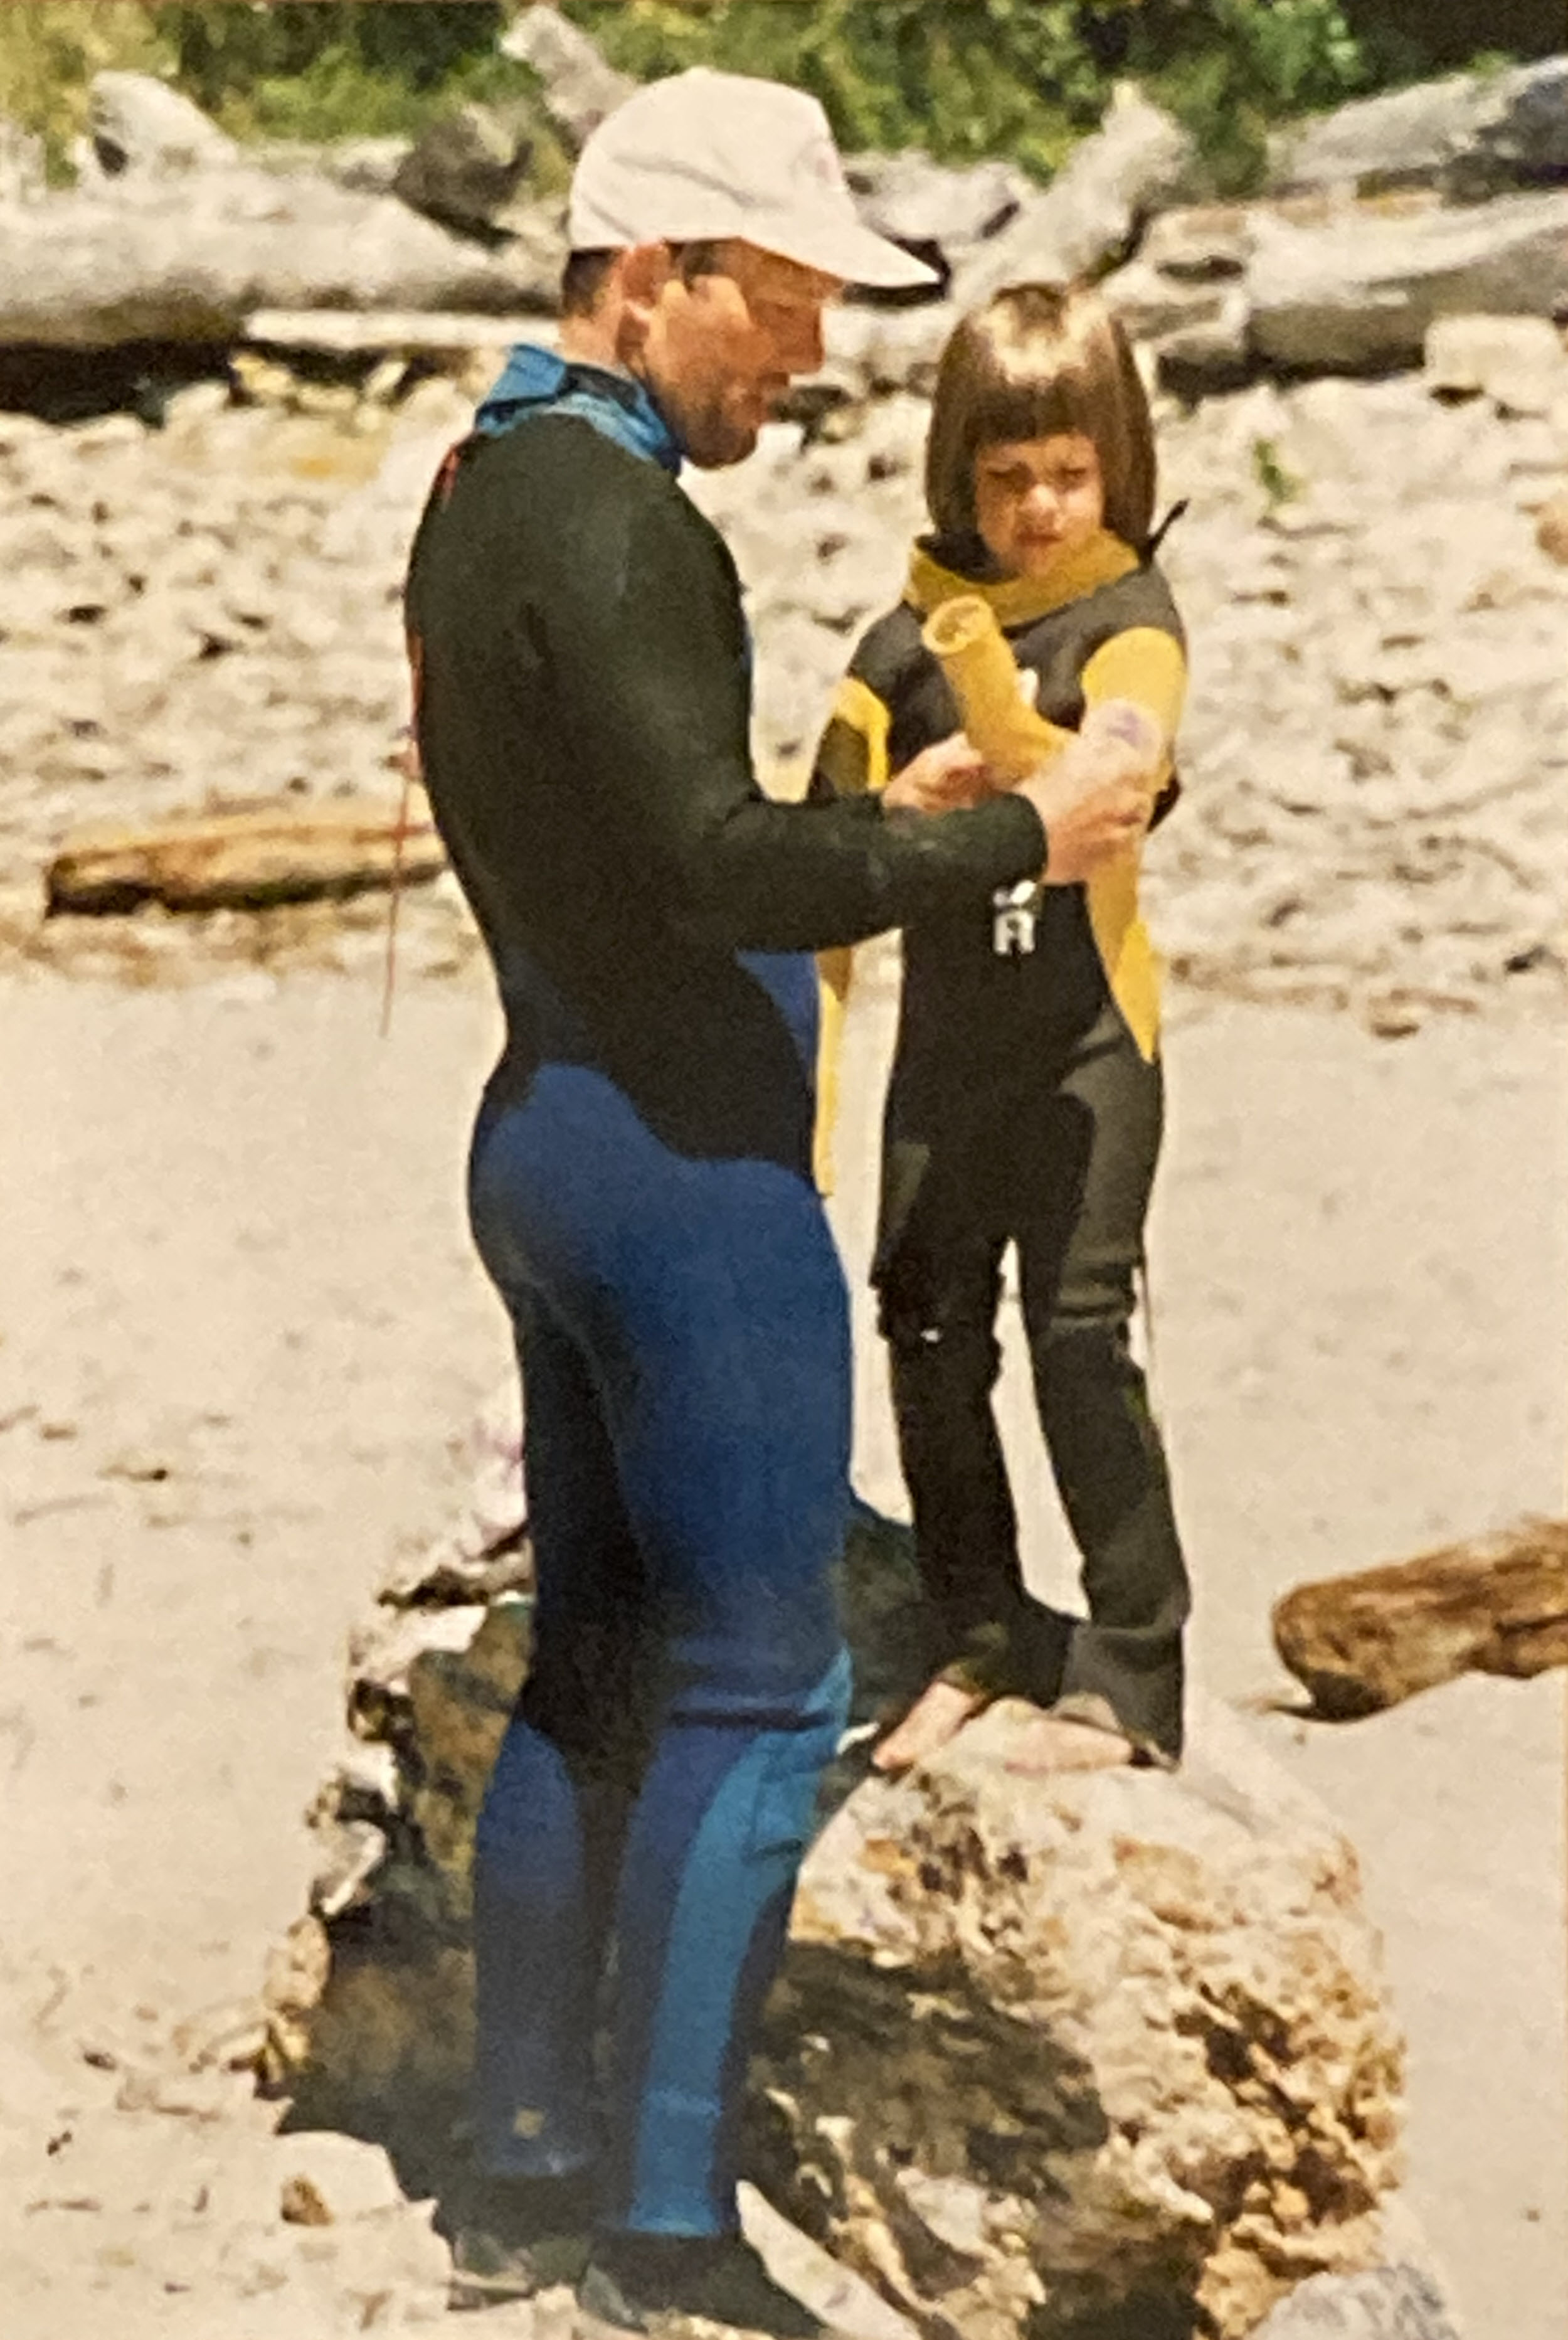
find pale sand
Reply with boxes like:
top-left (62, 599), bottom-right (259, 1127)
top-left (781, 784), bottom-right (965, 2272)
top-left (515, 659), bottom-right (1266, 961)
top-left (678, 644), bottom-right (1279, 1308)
top-left (0, 952), bottom-right (1562, 2333)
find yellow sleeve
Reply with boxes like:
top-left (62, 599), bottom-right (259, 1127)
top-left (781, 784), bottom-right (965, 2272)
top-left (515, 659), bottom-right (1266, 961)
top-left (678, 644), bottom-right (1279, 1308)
top-left (810, 674), bottom-right (893, 1194)
top-left (812, 674), bottom-right (893, 798)
top-left (1079, 627), bottom-right (1187, 747)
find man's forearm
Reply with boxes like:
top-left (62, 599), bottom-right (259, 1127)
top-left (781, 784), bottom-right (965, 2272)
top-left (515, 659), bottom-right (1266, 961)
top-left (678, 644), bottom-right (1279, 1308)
top-left (672, 787), bottom-right (1047, 954)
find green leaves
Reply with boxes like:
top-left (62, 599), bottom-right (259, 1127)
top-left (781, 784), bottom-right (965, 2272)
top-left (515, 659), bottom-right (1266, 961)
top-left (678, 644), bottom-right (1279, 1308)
top-left (0, 1), bottom-right (1542, 194)
top-left (559, 0), bottom-right (1379, 185)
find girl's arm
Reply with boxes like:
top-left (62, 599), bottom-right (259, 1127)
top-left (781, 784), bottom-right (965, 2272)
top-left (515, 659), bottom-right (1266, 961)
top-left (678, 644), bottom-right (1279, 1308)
top-left (1077, 626), bottom-right (1187, 791)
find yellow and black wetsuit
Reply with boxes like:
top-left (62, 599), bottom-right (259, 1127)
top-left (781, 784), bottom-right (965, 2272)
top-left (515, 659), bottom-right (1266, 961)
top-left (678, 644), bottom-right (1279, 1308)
top-left (812, 527), bottom-right (1192, 1764)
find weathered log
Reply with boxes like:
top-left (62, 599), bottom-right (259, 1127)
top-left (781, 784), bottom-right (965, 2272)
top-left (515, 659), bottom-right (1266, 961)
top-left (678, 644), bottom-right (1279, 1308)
top-left (1271, 1518), bottom-right (1568, 1720)
top-left (1266, 55), bottom-right (1568, 201)
top-left (0, 169), bottom-right (558, 349)
top-left (241, 307), bottom-right (556, 363)
top-left (46, 797), bottom-right (445, 915)
top-left (1246, 188), bottom-right (1568, 375)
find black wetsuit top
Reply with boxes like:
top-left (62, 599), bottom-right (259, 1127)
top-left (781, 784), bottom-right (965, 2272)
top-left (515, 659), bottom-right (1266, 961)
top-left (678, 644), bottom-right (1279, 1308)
top-left (404, 413), bottom-right (1049, 1173)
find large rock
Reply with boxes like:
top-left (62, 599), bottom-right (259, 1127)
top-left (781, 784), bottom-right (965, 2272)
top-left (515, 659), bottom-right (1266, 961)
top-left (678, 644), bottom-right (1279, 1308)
top-left (1246, 189), bottom-right (1568, 375)
top-left (844, 152), bottom-right (1030, 297)
top-left (268, 1491), bottom-right (1411, 2335)
top-left (1424, 312), bottom-right (1568, 416)
top-left (0, 168), bottom-right (561, 346)
top-left (819, 301), bottom-right (956, 405)
top-left (391, 101), bottom-right (536, 238)
top-left (253, 136), bottom-right (413, 199)
top-left (951, 86), bottom-right (1192, 312)
top-left (755, 1693), bottom-right (1405, 2340)
top-left (0, 119), bottom-right (46, 206)
top-left (499, 3), bottom-right (636, 151)
top-left (1100, 210), bottom-right (1256, 395)
top-left (1249, 2262), bottom-right (1461, 2339)
top-left (88, 68), bottom-right (238, 177)
top-left (1269, 55), bottom-right (1568, 199)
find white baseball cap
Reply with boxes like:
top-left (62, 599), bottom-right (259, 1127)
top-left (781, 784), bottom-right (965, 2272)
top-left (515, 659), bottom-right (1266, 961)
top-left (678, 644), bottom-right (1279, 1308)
top-left (568, 68), bottom-right (938, 292)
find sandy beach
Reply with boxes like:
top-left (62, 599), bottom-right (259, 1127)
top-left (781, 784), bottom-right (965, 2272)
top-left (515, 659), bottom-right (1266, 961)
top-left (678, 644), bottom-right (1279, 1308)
top-left (0, 940), bottom-right (1561, 2336)
top-left (0, 19), bottom-right (1564, 2326)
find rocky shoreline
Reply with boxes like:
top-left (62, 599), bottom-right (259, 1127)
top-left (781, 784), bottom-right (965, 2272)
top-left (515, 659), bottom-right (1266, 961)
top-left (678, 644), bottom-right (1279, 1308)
top-left (1, 40), bottom-right (1564, 1029)
top-left (3, 317), bottom-right (1564, 1034)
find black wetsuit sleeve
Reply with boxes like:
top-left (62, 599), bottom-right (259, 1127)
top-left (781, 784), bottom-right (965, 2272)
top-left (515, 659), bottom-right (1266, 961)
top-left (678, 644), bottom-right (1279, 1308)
top-left (538, 477), bottom-right (1045, 953)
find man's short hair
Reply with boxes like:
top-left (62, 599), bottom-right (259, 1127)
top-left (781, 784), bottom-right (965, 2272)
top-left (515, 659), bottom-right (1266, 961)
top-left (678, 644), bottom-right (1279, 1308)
top-left (559, 241), bottom-right (729, 319)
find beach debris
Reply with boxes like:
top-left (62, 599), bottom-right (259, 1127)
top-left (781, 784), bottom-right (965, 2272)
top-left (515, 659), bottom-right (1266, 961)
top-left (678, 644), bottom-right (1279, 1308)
top-left (279, 2173), bottom-right (334, 2227)
top-left (377, 1376), bottom-right (529, 1609)
top-left (1535, 491), bottom-right (1568, 566)
top-left (1248, 2258), bottom-right (1462, 2337)
top-left (1272, 1516), bottom-right (1568, 1719)
top-left (46, 796), bottom-right (445, 916)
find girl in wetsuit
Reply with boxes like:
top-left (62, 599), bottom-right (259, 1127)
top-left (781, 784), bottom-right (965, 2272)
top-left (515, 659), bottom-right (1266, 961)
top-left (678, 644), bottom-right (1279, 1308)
top-left (813, 281), bottom-right (1192, 1775)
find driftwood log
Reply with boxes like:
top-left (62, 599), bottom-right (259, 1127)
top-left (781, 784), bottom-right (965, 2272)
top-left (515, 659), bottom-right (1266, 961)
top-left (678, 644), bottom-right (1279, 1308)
top-left (1272, 1517), bottom-right (1568, 1719)
top-left (0, 170), bottom-right (558, 349)
top-left (46, 796), bottom-right (445, 915)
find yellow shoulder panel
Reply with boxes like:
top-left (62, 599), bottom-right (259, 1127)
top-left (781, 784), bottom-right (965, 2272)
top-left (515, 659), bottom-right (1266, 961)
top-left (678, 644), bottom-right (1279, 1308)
top-left (1079, 627), bottom-right (1187, 743)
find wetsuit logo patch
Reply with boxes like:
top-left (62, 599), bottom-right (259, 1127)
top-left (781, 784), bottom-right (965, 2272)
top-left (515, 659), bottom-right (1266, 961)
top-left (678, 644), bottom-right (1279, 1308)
top-left (992, 879), bottom-right (1041, 956)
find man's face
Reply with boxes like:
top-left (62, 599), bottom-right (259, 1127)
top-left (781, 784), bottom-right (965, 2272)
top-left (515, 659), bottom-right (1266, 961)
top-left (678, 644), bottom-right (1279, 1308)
top-left (640, 241), bottom-right (840, 469)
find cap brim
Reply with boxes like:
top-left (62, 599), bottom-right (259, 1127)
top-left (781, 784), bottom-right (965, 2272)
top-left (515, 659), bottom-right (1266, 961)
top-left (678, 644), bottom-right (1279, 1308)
top-left (744, 207), bottom-right (940, 291)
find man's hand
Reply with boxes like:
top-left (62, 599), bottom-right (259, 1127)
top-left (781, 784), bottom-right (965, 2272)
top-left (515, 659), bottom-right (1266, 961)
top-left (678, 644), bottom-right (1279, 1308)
top-left (1079, 697), bottom-right (1165, 777)
top-left (1017, 733), bottom-right (1153, 886)
top-left (883, 731), bottom-right (987, 814)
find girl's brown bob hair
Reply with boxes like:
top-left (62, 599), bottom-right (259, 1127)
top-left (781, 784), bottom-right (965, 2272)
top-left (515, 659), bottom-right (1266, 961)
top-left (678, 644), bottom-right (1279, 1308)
top-left (924, 280), bottom-right (1157, 553)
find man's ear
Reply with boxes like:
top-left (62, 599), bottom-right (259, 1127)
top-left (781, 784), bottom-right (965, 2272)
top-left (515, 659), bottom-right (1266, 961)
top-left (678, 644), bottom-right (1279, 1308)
top-left (617, 242), bottom-right (675, 331)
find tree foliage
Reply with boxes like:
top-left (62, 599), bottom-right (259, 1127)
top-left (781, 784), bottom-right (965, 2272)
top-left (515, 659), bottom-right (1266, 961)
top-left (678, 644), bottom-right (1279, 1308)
top-left (554, 0), bottom-right (1413, 188)
top-left (0, 0), bottom-right (1551, 189)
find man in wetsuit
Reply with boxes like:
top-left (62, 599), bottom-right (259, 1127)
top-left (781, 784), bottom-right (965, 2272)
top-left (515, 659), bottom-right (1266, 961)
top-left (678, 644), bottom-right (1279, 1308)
top-left (405, 68), bottom-right (1153, 2338)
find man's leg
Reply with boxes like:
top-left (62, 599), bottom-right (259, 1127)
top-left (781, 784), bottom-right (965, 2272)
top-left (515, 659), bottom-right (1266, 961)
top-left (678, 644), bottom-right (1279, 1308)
top-left (447, 1277), bottom-right (657, 2305)
top-left (470, 1283), bottom-right (652, 2186)
top-left (583, 1150), bottom-right (853, 2242)
top-left (469, 1065), bottom-right (855, 2327)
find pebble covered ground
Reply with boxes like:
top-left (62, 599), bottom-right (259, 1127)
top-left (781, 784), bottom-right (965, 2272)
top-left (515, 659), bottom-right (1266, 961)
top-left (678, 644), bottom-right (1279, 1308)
top-left (1, 358), bottom-right (1564, 1030)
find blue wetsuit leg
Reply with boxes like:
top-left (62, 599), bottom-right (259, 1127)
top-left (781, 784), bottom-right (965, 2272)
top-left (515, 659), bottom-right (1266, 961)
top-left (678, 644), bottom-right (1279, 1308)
top-left (470, 1281), bottom-right (646, 2178)
top-left (467, 1061), bottom-right (852, 2234)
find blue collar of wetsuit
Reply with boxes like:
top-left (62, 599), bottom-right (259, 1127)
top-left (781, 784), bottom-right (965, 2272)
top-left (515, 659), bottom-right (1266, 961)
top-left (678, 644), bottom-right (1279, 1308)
top-left (474, 343), bottom-right (684, 475)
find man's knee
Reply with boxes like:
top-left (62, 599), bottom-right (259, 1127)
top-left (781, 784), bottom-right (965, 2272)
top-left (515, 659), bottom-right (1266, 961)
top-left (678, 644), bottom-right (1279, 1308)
top-left (744, 1649), bottom-right (852, 1861)
top-left (670, 1579), bottom-right (847, 1726)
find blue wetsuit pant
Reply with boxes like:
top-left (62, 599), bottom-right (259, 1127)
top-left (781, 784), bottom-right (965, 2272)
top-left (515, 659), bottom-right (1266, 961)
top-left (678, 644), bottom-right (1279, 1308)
top-left (465, 1058), bottom-right (852, 2237)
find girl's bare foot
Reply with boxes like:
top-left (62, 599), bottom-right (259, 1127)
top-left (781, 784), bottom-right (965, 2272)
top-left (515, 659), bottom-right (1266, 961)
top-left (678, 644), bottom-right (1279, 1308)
top-left (1004, 1713), bottom-right (1136, 1775)
top-left (872, 1678), bottom-right (989, 1774)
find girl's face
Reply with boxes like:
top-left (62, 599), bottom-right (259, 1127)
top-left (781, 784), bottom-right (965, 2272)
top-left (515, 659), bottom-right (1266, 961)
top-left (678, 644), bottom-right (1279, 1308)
top-left (972, 430), bottom-right (1106, 578)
